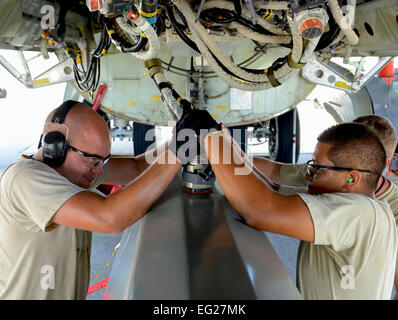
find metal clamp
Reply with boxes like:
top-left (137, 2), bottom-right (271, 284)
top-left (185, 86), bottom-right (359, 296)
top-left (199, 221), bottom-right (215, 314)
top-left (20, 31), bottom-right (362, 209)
top-left (302, 56), bottom-right (394, 93)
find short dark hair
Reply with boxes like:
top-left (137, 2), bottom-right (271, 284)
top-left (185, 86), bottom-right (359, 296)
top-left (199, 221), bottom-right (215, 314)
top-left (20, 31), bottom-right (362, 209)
top-left (317, 122), bottom-right (386, 191)
top-left (352, 115), bottom-right (397, 158)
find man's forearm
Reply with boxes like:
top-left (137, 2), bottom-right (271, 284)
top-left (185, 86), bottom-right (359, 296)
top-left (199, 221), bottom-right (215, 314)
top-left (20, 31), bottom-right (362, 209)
top-left (134, 141), bottom-right (169, 172)
top-left (52, 149), bottom-right (181, 234)
top-left (103, 149), bottom-right (181, 232)
top-left (231, 142), bottom-right (280, 191)
top-left (252, 157), bottom-right (283, 185)
top-left (204, 131), bottom-right (277, 224)
top-left (222, 128), bottom-right (279, 190)
top-left (101, 142), bottom-right (170, 186)
top-left (203, 131), bottom-right (314, 242)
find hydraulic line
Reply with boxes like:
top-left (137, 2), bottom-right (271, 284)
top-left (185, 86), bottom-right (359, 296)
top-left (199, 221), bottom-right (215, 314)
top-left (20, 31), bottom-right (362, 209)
top-left (199, 7), bottom-right (289, 42)
top-left (327, 0), bottom-right (359, 45)
top-left (176, 0), bottom-right (271, 83)
top-left (230, 21), bottom-right (291, 44)
top-left (145, 58), bottom-right (192, 120)
top-left (233, 0), bottom-right (241, 16)
top-left (122, 36), bottom-right (148, 53)
top-left (115, 13), bottom-right (160, 60)
top-left (201, 0), bottom-right (290, 36)
top-left (166, 3), bottom-right (257, 82)
top-left (252, 0), bottom-right (289, 10)
top-left (271, 16), bottom-right (303, 84)
top-left (189, 25), bottom-right (273, 91)
top-left (105, 18), bottom-right (148, 53)
top-left (175, 0), bottom-right (303, 85)
top-left (315, 5), bottom-right (341, 51)
top-left (166, 3), bottom-right (200, 53)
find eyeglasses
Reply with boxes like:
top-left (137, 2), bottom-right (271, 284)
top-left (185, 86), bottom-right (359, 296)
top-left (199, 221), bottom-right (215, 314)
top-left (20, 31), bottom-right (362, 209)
top-left (68, 145), bottom-right (110, 167)
top-left (306, 160), bottom-right (372, 178)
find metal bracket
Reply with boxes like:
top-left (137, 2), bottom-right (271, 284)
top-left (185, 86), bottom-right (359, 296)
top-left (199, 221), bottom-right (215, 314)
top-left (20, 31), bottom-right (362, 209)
top-left (0, 53), bottom-right (33, 88)
top-left (243, 0), bottom-right (258, 25)
top-left (110, 117), bottom-right (133, 141)
top-left (302, 56), bottom-right (394, 93)
top-left (352, 57), bottom-right (393, 92)
top-left (195, 0), bottom-right (207, 23)
top-left (32, 58), bottom-right (75, 87)
top-left (0, 52), bottom-right (75, 89)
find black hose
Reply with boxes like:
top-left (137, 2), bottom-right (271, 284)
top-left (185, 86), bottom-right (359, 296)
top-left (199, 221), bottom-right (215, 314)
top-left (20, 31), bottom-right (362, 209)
top-left (103, 18), bottom-right (148, 53)
top-left (121, 37), bottom-right (148, 53)
top-left (165, 3), bottom-right (245, 80)
top-left (235, 16), bottom-right (275, 35)
top-left (165, 2), bottom-right (282, 84)
top-left (315, 5), bottom-right (341, 51)
top-left (233, 0), bottom-right (241, 17)
top-left (73, 20), bottom-right (111, 94)
top-left (200, 8), bottom-right (237, 24)
top-left (166, 3), bottom-right (200, 53)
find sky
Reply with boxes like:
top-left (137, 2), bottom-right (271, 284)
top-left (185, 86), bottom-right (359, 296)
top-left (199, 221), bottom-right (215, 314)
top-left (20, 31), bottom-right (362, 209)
top-left (0, 49), bottom-right (66, 168)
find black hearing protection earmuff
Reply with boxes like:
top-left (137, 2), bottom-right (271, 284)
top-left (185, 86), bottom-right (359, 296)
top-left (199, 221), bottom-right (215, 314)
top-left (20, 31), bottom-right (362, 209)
top-left (38, 100), bottom-right (80, 167)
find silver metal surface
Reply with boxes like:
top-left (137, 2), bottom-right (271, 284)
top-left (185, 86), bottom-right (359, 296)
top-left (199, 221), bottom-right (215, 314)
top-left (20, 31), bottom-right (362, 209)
top-left (0, 53), bottom-right (32, 87)
top-left (302, 57), bottom-right (354, 92)
top-left (351, 0), bottom-right (398, 57)
top-left (0, 53), bottom-right (75, 88)
top-left (32, 58), bottom-right (75, 87)
top-left (105, 175), bottom-right (302, 300)
top-left (352, 56), bottom-right (393, 91)
top-left (243, 0), bottom-right (258, 25)
top-left (83, 44), bottom-right (316, 126)
top-left (302, 56), bottom-right (394, 93)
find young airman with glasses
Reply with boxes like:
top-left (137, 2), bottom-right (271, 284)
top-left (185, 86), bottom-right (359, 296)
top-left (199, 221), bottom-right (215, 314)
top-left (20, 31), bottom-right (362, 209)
top-left (253, 115), bottom-right (398, 299)
top-left (204, 121), bottom-right (397, 299)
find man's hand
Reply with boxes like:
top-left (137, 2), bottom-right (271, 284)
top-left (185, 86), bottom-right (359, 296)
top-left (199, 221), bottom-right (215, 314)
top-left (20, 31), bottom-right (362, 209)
top-left (178, 109), bottom-right (221, 135)
top-left (169, 109), bottom-right (221, 164)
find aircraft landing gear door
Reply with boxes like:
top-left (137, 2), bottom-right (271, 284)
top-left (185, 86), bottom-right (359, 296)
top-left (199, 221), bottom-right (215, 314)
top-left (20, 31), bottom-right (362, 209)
top-left (268, 108), bottom-right (300, 164)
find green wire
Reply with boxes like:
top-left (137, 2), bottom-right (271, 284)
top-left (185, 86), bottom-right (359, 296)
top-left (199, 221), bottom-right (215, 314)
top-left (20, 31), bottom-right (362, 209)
top-left (122, 0), bottom-right (152, 36)
top-left (142, 0), bottom-right (152, 14)
top-left (123, 1), bottom-right (141, 35)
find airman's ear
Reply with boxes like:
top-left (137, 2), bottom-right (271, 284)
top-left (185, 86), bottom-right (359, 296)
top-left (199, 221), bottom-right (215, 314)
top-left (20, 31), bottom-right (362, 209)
top-left (343, 170), bottom-right (361, 190)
